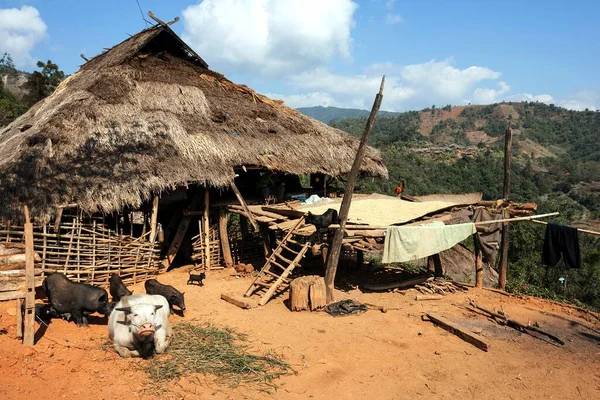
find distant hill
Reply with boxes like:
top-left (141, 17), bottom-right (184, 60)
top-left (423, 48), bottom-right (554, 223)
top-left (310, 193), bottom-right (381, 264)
top-left (327, 102), bottom-right (600, 220)
top-left (297, 106), bottom-right (399, 123)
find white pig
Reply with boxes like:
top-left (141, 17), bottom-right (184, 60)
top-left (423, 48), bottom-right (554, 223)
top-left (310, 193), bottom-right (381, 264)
top-left (108, 294), bottom-right (172, 358)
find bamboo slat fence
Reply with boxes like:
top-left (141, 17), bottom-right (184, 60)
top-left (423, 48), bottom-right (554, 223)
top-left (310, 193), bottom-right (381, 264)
top-left (0, 217), bottom-right (161, 288)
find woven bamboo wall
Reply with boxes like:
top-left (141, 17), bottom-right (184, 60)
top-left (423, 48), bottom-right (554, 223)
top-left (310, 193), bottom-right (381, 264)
top-left (0, 217), bottom-right (161, 288)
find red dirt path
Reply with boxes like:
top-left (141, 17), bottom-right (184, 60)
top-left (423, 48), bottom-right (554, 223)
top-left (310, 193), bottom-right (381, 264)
top-left (1, 267), bottom-right (600, 399)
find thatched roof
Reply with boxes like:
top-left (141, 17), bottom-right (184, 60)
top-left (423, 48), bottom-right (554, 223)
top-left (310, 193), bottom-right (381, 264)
top-left (0, 24), bottom-right (387, 219)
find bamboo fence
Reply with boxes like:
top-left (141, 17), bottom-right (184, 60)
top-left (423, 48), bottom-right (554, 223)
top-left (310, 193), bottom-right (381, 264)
top-left (0, 217), bottom-right (161, 288)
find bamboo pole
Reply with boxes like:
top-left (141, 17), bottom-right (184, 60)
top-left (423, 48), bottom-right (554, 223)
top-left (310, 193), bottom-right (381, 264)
top-left (473, 212), bottom-right (559, 226)
top-left (204, 188), bottom-right (211, 270)
top-left (498, 123), bottom-right (512, 290)
top-left (324, 76), bottom-right (385, 304)
top-left (531, 220), bottom-right (600, 237)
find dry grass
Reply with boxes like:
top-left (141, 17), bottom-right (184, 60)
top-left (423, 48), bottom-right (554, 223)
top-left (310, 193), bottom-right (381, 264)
top-left (143, 322), bottom-right (293, 393)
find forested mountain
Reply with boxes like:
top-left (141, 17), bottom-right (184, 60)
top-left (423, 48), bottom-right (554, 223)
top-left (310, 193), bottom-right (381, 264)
top-left (297, 105), bottom-right (399, 123)
top-left (314, 102), bottom-right (600, 306)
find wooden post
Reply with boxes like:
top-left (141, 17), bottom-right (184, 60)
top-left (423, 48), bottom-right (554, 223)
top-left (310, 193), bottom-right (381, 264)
top-left (219, 209), bottom-right (233, 268)
top-left (259, 225), bottom-right (272, 258)
top-left (324, 76), bottom-right (385, 304)
top-left (475, 239), bottom-right (484, 288)
top-left (428, 253), bottom-right (443, 277)
top-left (16, 298), bottom-right (23, 339)
top-left (203, 188), bottom-right (211, 270)
top-left (498, 123), bottom-right (512, 289)
top-left (149, 195), bottom-right (159, 243)
top-left (23, 206), bottom-right (35, 346)
top-left (356, 250), bottom-right (364, 269)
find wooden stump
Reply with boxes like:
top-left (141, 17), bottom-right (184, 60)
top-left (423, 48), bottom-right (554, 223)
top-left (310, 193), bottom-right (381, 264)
top-left (290, 275), bottom-right (327, 311)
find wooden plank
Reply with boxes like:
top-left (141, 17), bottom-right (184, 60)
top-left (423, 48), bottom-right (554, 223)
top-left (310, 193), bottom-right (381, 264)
top-left (261, 206), bottom-right (305, 219)
top-left (426, 312), bottom-right (489, 352)
top-left (230, 180), bottom-right (258, 231)
top-left (149, 195), bottom-right (159, 243)
top-left (219, 209), bottom-right (233, 268)
top-left (221, 293), bottom-right (257, 309)
top-left (344, 229), bottom-right (385, 237)
top-left (415, 295), bottom-right (443, 301)
top-left (23, 206), bottom-right (35, 346)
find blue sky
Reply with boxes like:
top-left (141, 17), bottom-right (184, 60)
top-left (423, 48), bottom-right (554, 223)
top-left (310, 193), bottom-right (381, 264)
top-left (1, 0), bottom-right (598, 111)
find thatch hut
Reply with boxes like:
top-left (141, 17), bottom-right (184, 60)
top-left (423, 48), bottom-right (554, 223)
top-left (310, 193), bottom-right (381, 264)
top-left (0, 23), bottom-right (387, 287)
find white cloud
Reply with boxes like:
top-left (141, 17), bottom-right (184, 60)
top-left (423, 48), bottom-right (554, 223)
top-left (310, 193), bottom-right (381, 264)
top-left (272, 59), bottom-right (518, 111)
top-left (182, 0), bottom-right (357, 75)
top-left (505, 93), bottom-right (554, 104)
top-left (0, 6), bottom-right (47, 68)
top-left (557, 90), bottom-right (599, 111)
top-left (385, 13), bottom-right (404, 25)
top-left (473, 82), bottom-right (511, 104)
top-left (265, 92), bottom-right (337, 108)
top-left (385, 0), bottom-right (396, 10)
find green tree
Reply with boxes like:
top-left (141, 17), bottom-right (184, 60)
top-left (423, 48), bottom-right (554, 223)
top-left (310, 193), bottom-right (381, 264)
top-left (23, 60), bottom-right (65, 105)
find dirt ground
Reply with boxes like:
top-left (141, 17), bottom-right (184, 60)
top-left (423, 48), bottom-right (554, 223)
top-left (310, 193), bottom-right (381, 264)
top-left (2, 265), bottom-right (600, 400)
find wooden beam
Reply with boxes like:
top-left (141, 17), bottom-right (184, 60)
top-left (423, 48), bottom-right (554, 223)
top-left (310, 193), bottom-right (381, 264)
top-left (203, 188), bottom-right (211, 270)
top-left (230, 180), bottom-right (258, 231)
top-left (324, 76), bottom-right (385, 304)
top-left (149, 195), bottom-right (159, 243)
top-left (261, 206), bottom-right (305, 219)
top-left (23, 206), bottom-right (35, 346)
top-left (361, 275), bottom-right (429, 292)
top-left (221, 293), bottom-right (257, 309)
top-left (425, 312), bottom-right (489, 352)
top-left (498, 123), bottom-right (512, 290)
top-left (0, 291), bottom-right (25, 302)
top-left (219, 209), bottom-right (233, 268)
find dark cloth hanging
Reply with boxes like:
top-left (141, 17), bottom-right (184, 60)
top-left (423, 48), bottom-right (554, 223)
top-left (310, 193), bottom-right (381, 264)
top-left (542, 223), bottom-right (581, 269)
top-left (472, 208), bottom-right (503, 264)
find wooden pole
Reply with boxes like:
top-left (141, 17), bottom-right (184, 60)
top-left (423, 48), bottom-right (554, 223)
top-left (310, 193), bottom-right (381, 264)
top-left (149, 195), bottom-right (159, 243)
top-left (427, 253), bottom-right (443, 277)
top-left (23, 206), bottom-right (35, 346)
top-left (324, 76), bottom-right (385, 304)
top-left (219, 209), bottom-right (233, 268)
top-left (474, 239), bottom-right (484, 288)
top-left (498, 123), bottom-right (512, 290)
top-left (204, 188), bottom-right (211, 270)
top-left (230, 180), bottom-right (258, 232)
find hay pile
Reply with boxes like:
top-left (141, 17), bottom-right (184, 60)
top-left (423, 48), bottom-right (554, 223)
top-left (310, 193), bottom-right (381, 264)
top-left (143, 322), bottom-right (292, 392)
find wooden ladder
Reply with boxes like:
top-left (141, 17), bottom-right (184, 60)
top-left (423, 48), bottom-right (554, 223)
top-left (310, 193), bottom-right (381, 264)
top-left (244, 217), bottom-right (309, 306)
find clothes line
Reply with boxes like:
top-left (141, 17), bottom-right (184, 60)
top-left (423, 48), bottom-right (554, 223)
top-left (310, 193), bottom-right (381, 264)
top-left (531, 219), bottom-right (600, 237)
top-left (473, 212), bottom-right (559, 226)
